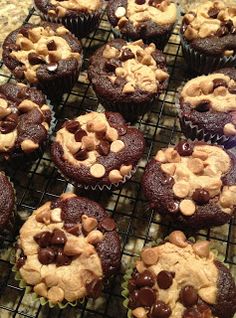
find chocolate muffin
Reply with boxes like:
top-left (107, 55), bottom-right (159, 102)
top-left (88, 39), bottom-right (169, 121)
top-left (107, 0), bottom-right (177, 49)
top-left (2, 22), bottom-right (82, 98)
top-left (0, 171), bottom-right (15, 240)
top-left (0, 82), bottom-right (52, 160)
top-left (51, 111), bottom-right (145, 189)
top-left (179, 68), bottom-right (236, 149)
top-left (15, 192), bottom-right (121, 304)
top-left (180, 1), bottom-right (236, 74)
top-left (34, 0), bottom-right (103, 38)
top-left (124, 231), bottom-right (236, 318)
top-left (142, 140), bottom-right (236, 229)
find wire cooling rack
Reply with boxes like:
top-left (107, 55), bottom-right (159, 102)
top-left (0, 6), bottom-right (235, 318)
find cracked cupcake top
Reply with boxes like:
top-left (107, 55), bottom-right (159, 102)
top-left (181, 1), bottom-right (236, 56)
top-left (51, 111), bottom-right (145, 186)
top-left (180, 72), bottom-right (236, 136)
top-left (16, 193), bottom-right (121, 304)
top-left (0, 82), bottom-right (51, 157)
top-left (127, 231), bottom-right (230, 318)
top-left (3, 22), bottom-right (82, 84)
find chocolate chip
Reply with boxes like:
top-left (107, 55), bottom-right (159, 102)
top-left (192, 188), bottom-right (210, 205)
top-left (167, 201), bottom-right (179, 213)
top-left (195, 100), bottom-right (210, 112)
top-left (175, 141), bottom-right (193, 156)
top-left (100, 217), bottom-right (116, 231)
top-left (47, 40), bottom-right (57, 51)
top-left (74, 149), bottom-right (88, 161)
top-left (6, 113), bottom-right (18, 123)
top-left (16, 252), bottom-right (27, 269)
top-left (180, 285), bottom-right (198, 308)
top-left (135, 0), bottom-right (145, 4)
top-left (129, 290), bottom-right (141, 309)
top-left (157, 270), bottom-right (173, 289)
top-left (55, 249), bottom-right (72, 266)
top-left (207, 7), bottom-right (220, 18)
top-left (216, 26), bottom-right (229, 37)
top-left (136, 270), bottom-right (155, 288)
top-left (64, 224), bottom-right (81, 236)
top-left (120, 48), bottom-right (135, 62)
top-left (213, 78), bottom-right (228, 89)
top-left (65, 120), bottom-right (80, 133)
top-left (14, 66), bottom-right (25, 79)
top-left (150, 300), bottom-right (172, 318)
top-left (47, 63), bottom-right (58, 72)
top-left (105, 59), bottom-right (121, 72)
top-left (86, 278), bottom-right (102, 299)
top-left (74, 129), bottom-right (87, 142)
top-left (183, 307), bottom-right (201, 318)
top-left (0, 120), bottom-right (17, 134)
top-left (51, 229), bottom-right (67, 245)
top-left (138, 287), bottom-right (156, 307)
top-left (28, 52), bottom-right (45, 65)
top-left (128, 278), bottom-right (137, 292)
top-left (38, 247), bottom-right (55, 265)
top-left (34, 231), bottom-right (52, 248)
top-left (224, 19), bottom-right (234, 32)
top-left (229, 86), bottom-right (236, 94)
top-left (97, 140), bottom-right (110, 156)
top-left (20, 28), bottom-right (29, 38)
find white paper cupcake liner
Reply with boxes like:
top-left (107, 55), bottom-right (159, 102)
top-left (34, 1), bottom-right (103, 39)
top-left (180, 33), bottom-right (236, 75)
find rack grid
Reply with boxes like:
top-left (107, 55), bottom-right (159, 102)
top-left (0, 5), bottom-right (235, 318)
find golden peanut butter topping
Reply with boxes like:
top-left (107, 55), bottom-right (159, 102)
top-left (10, 25), bottom-right (81, 83)
top-left (115, 0), bottom-right (177, 29)
top-left (183, 1), bottom-right (236, 42)
top-left (132, 232), bottom-right (218, 318)
top-left (155, 144), bottom-right (234, 215)
top-left (17, 193), bottom-right (104, 303)
top-left (55, 112), bottom-right (132, 183)
top-left (48, 0), bottom-right (101, 17)
top-left (181, 73), bottom-right (236, 135)
top-left (0, 83), bottom-right (50, 153)
top-left (102, 40), bottom-right (169, 94)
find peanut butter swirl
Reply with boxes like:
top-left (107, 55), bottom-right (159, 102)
top-left (102, 40), bottom-right (169, 94)
top-left (181, 73), bottom-right (236, 136)
top-left (48, 0), bottom-right (101, 17)
top-left (155, 144), bottom-right (235, 216)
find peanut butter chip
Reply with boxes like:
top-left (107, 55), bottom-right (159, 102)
top-left (110, 140), bottom-right (125, 153)
top-left (173, 181), bottom-right (190, 198)
top-left (82, 215), bottom-right (98, 233)
top-left (106, 127), bottom-right (118, 141)
top-left (90, 164), bottom-right (105, 178)
top-left (161, 163), bottom-right (176, 176)
top-left (223, 123), bottom-right (236, 136)
top-left (86, 230), bottom-right (104, 244)
top-left (120, 164), bottom-right (132, 176)
top-left (168, 231), bottom-right (188, 247)
top-left (50, 208), bottom-right (62, 223)
top-left (165, 149), bottom-right (181, 163)
top-left (21, 139), bottom-right (39, 152)
top-left (141, 248), bottom-right (158, 266)
top-left (48, 286), bottom-right (64, 303)
top-left (179, 199), bottom-right (196, 216)
top-left (108, 169), bottom-right (123, 183)
top-left (192, 241), bottom-right (210, 258)
top-left (187, 158), bottom-right (204, 174)
top-left (0, 98), bottom-right (8, 109)
top-left (132, 307), bottom-right (147, 318)
top-left (34, 282), bottom-right (48, 298)
top-left (155, 150), bottom-right (167, 162)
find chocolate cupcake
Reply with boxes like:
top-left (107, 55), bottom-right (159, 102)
top-left (15, 192), bottom-right (121, 305)
top-left (0, 82), bottom-right (53, 160)
top-left (2, 22), bottom-right (82, 98)
top-left (123, 231), bottom-right (236, 318)
top-left (0, 171), bottom-right (15, 241)
top-left (88, 39), bottom-right (169, 121)
top-left (107, 0), bottom-right (177, 49)
top-left (34, 0), bottom-right (103, 38)
top-left (178, 68), bottom-right (236, 149)
top-left (51, 111), bottom-right (145, 189)
top-left (180, 1), bottom-right (236, 74)
top-left (142, 141), bottom-right (236, 229)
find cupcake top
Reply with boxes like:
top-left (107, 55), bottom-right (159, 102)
top-left (181, 1), bottom-right (236, 56)
top-left (35, 0), bottom-right (102, 17)
top-left (0, 171), bottom-right (15, 230)
top-left (180, 68), bottom-right (236, 136)
top-left (51, 111), bottom-right (145, 186)
top-left (16, 193), bottom-right (121, 303)
top-left (142, 141), bottom-right (236, 228)
top-left (88, 39), bottom-right (169, 99)
top-left (127, 231), bottom-right (236, 318)
top-left (107, 0), bottom-right (177, 36)
top-left (3, 22), bottom-right (82, 84)
top-left (0, 83), bottom-right (51, 157)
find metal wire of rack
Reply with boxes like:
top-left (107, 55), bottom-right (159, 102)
top-left (0, 5), bottom-right (235, 318)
